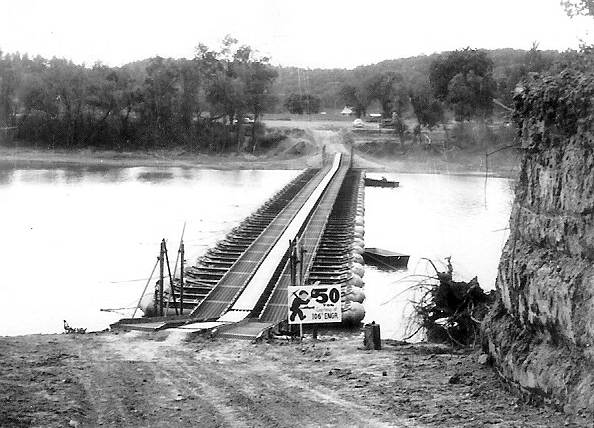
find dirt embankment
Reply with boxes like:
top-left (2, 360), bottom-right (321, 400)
top-left (1, 330), bottom-right (585, 427)
top-left (1, 122), bottom-right (519, 177)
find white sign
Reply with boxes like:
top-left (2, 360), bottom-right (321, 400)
top-left (288, 285), bottom-right (342, 324)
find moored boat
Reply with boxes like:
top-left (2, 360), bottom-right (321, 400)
top-left (364, 177), bottom-right (399, 188)
top-left (363, 247), bottom-right (409, 269)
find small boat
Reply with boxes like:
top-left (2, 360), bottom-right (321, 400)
top-left (363, 248), bottom-right (409, 269)
top-left (364, 177), bottom-right (399, 188)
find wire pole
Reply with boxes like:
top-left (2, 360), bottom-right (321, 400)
top-left (159, 239), bottom-right (165, 316)
top-left (180, 242), bottom-right (185, 315)
top-left (132, 258), bottom-right (160, 319)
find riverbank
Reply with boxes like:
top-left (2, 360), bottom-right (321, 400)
top-left (0, 143), bottom-right (518, 178)
top-left (1, 330), bottom-right (584, 427)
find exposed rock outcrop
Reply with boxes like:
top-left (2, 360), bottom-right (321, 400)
top-left (483, 70), bottom-right (594, 415)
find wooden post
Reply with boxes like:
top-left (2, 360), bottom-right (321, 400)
top-left (299, 241), bottom-right (306, 287)
top-left (289, 239), bottom-right (296, 287)
top-left (363, 321), bottom-right (381, 350)
top-left (180, 242), bottom-right (185, 315)
top-left (159, 239), bottom-right (165, 316)
top-left (163, 241), bottom-right (178, 316)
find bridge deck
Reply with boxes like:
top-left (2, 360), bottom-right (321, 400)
top-left (258, 156), bottom-right (349, 322)
top-left (190, 159), bottom-right (335, 321)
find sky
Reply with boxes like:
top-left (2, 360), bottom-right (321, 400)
top-left (0, 0), bottom-right (592, 69)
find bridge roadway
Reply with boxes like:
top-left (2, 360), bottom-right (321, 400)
top-left (190, 153), bottom-right (347, 324)
top-left (257, 154), bottom-right (349, 322)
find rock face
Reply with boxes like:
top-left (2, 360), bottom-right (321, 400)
top-left (483, 70), bottom-right (594, 415)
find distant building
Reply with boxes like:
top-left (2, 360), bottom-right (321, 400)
top-left (340, 106), bottom-right (354, 116)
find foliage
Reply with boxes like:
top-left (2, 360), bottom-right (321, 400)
top-left (429, 48), bottom-right (496, 121)
top-left (495, 43), bottom-right (556, 106)
top-left (0, 37), bottom-right (278, 152)
top-left (366, 71), bottom-right (408, 117)
top-left (512, 67), bottom-right (594, 141)
top-left (561, 0), bottom-right (594, 17)
top-left (339, 83), bottom-right (370, 118)
top-left (410, 84), bottom-right (444, 129)
top-left (284, 93), bottom-right (321, 114)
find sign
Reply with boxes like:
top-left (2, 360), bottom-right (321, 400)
top-left (288, 285), bottom-right (342, 324)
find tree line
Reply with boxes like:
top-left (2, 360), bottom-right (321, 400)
top-left (338, 46), bottom-right (572, 126)
top-left (0, 38), bottom-right (587, 151)
top-left (0, 36), bottom-right (277, 152)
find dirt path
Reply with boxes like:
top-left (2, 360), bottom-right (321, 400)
top-left (1, 330), bottom-right (586, 427)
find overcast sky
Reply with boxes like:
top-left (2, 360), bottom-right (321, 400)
top-left (1, 0), bottom-right (592, 69)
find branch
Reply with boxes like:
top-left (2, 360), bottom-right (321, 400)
top-left (492, 98), bottom-right (513, 112)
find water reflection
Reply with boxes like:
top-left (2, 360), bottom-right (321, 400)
top-left (136, 170), bottom-right (175, 182)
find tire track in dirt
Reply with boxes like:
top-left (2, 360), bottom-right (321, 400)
top-left (159, 363), bottom-right (251, 427)
top-left (194, 359), bottom-right (402, 427)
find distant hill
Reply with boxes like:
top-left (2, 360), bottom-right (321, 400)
top-left (269, 48), bottom-right (562, 112)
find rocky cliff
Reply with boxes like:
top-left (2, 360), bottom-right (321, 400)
top-left (483, 69), bottom-right (594, 415)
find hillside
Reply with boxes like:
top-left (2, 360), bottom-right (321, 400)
top-left (270, 48), bottom-right (562, 111)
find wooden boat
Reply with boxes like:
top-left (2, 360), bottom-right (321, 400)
top-left (363, 248), bottom-right (409, 269)
top-left (364, 177), bottom-right (399, 188)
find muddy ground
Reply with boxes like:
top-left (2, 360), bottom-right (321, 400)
top-left (1, 330), bottom-right (588, 427)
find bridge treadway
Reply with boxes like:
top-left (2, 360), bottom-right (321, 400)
top-left (190, 156), bottom-right (342, 321)
top-left (257, 155), bottom-right (350, 323)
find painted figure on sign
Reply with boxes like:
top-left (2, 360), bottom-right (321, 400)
top-left (289, 290), bottom-right (310, 322)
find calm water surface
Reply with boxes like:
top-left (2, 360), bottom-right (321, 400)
top-left (0, 165), bottom-right (513, 337)
top-left (0, 165), bottom-right (298, 336)
top-left (362, 172), bottom-right (514, 339)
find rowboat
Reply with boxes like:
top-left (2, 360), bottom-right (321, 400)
top-left (364, 177), bottom-right (399, 188)
top-left (363, 248), bottom-right (409, 269)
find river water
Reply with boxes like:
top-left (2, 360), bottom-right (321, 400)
top-left (362, 172), bottom-right (514, 339)
top-left (0, 165), bottom-right (513, 337)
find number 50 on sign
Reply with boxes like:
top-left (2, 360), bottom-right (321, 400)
top-left (288, 285), bottom-right (342, 324)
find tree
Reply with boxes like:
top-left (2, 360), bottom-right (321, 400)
top-left (284, 93), bottom-right (320, 114)
top-left (285, 93), bottom-right (304, 114)
top-left (447, 70), bottom-right (496, 120)
top-left (496, 43), bottom-right (553, 106)
top-left (0, 51), bottom-right (19, 127)
top-left (410, 85), bottom-right (444, 130)
top-left (561, 0), bottom-right (594, 16)
top-left (141, 57), bottom-right (179, 146)
top-left (366, 71), bottom-right (408, 117)
top-left (429, 48), bottom-right (496, 120)
top-left (339, 83), bottom-right (370, 118)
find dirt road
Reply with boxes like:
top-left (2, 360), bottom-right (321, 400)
top-left (1, 330), bottom-right (584, 428)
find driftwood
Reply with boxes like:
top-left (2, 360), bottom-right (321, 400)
top-left (409, 258), bottom-right (494, 347)
top-left (63, 320), bottom-right (86, 335)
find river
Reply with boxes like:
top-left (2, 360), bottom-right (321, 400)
top-left (0, 165), bottom-right (513, 337)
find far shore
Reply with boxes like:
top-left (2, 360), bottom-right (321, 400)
top-left (0, 144), bottom-right (519, 178)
